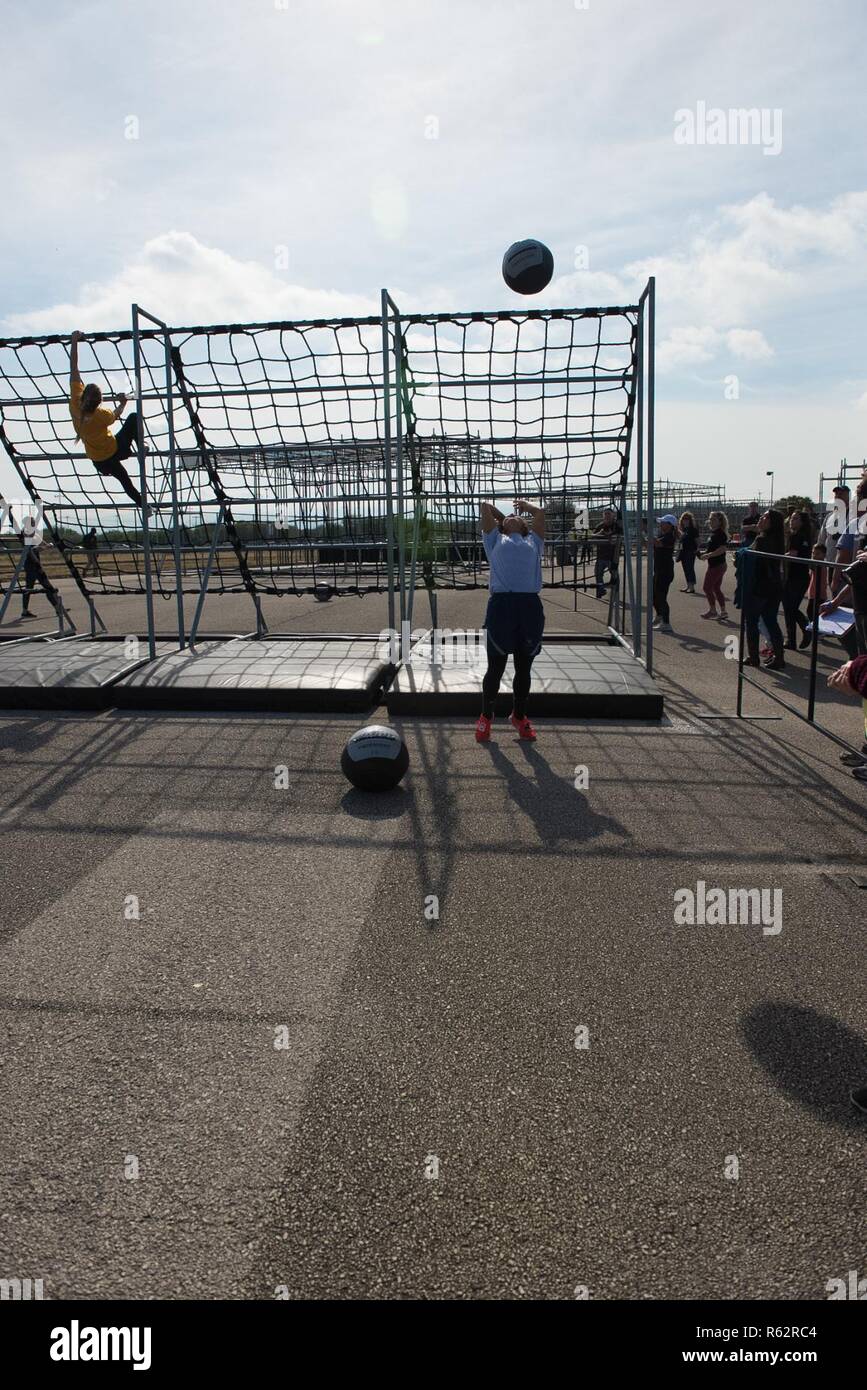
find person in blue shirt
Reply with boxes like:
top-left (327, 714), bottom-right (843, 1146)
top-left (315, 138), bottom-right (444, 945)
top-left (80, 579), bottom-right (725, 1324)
top-left (476, 498), bottom-right (546, 742)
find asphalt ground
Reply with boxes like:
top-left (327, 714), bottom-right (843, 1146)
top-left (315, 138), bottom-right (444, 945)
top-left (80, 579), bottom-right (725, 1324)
top-left (0, 563), bottom-right (865, 1299)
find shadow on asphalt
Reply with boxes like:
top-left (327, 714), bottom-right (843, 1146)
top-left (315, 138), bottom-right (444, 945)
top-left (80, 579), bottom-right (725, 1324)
top-left (339, 786), bottom-right (410, 819)
top-left (741, 1001), bottom-right (867, 1130)
top-left (484, 739), bottom-right (630, 847)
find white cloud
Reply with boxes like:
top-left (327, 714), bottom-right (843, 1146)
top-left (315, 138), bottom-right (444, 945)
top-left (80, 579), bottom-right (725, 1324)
top-left (621, 192), bottom-right (866, 374)
top-left (537, 192), bottom-right (866, 377)
top-left (657, 325), bottom-right (721, 371)
top-left (0, 232), bottom-right (381, 337)
top-left (725, 328), bottom-right (773, 361)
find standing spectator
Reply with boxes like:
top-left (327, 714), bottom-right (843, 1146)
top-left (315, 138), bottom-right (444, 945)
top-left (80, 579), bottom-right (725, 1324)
top-left (817, 484), bottom-right (851, 594)
top-left (782, 510), bottom-right (813, 649)
top-left (822, 549), bottom-right (867, 661)
top-left (803, 543), bottom-right (828, 648)
top-left (700, 509), bottom-right (730, 621)
top-left (827, 649), bottom-right (867, 776)
top-left (82, 526), bottom-right (100, 578)
top-left (743, 509), bottom-right (786, 670)
top-left (677, 510), bottom-right (699, 593)
top-left (651, 514), bottom-right (677, 632)
top-left (20, 542), bottom-right (61, 620)
top-left (831, 471), bottom-right (867, 590)
top-left (741, 501), bottom-right (761, 544)
top-left (591, 507), bottom-right (621, 598)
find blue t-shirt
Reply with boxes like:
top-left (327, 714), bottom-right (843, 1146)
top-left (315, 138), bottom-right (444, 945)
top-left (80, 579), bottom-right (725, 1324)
top-left (482, 528), bottom-right (544, 593)
top-left (837, 516), bottom-right (867, 562)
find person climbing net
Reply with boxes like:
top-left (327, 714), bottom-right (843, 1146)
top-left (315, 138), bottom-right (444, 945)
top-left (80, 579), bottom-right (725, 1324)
top-left (69, 330), bottom-right (150, 514)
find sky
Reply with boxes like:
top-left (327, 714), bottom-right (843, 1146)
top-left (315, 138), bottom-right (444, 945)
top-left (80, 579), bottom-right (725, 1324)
top-left (1, 0), bottom-right (866, 503)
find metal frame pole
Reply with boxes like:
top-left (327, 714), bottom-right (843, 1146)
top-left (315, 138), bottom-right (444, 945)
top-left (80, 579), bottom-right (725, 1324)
top-left (163, 333), bottom-right (185, 649)
top-left (634, 299), bottom-right (644, 659)
top-left (620, 503), bottom-right (638, 645)
top-left (131, 304), bottom-right (157, 660)
top-left (407, 500), bottom-right (420, 630)
top-left (645, 277), bottom-right (656, 677)
top-left (736, 599), bottom-right (746, 717)
top-left (380, 290), bottom-right (397, 639)
top-left (394, 320), bottom-right (406, 642)
top-left (188, 505), bottom-right (225, 646)
top-left (806, 555), bottom-right (823, 723)
top-left (0, 546), bottom-right (28, 624)
top-left (134, 303), bottom-right (185, 649)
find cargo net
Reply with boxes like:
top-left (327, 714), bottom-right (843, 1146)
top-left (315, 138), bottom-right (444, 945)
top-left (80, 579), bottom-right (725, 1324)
top-left (391, 307), bottom-right (638, 591)
top-left (0, 332), bottom-right (159, 597)
top-left (158, 318), bottom-right (391, 596)
top-left (0, 304), bottom-right (638, 601)
top-left (0, 319), bottom-right (392, 599)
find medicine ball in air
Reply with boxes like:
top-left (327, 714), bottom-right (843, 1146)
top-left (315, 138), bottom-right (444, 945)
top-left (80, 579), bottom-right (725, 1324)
top-left (502, 238), bottom-right (554, 295)
top-left (341, 724), bottom-right (409, 792)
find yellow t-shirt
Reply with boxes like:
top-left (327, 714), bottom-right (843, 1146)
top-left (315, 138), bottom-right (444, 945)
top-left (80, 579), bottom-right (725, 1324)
top-left (69, 380), bottom-right (118, 462)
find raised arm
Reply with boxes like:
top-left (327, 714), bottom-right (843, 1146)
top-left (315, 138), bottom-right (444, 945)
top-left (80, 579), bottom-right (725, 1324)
top-left (109, 392), bottom-right (128, 423)
top-left (481, 500), bottom-right (505, 534)
top-left (70, 329), bottom-right (83, 387)
top-left (515, 498), bottom-right (545, 538)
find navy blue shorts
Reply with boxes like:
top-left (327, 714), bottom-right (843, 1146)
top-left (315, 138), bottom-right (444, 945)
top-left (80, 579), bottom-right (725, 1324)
top-left (484, 592), bottom-right (545, 657)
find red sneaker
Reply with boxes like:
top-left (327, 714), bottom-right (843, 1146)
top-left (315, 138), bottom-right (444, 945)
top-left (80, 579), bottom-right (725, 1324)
top-left (510, 713), bottom-right (537, 740)
top-left (475, 714), bottom-right (492, 742)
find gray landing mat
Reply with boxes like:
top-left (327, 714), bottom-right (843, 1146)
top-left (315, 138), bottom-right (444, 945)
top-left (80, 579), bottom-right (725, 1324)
top-left (386, 636), bottom-right (663, 718)
top-left (114, 637), bottom-right (394, 711)
top-left (0, 637), bottom-right (168, 709)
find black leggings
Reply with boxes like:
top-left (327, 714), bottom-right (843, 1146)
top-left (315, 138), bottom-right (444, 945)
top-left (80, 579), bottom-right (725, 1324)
top-left (481, 644), bottom-right (535, 719)
top-left (92, 413), bottom-right (143, 507)
top-left (782, 587), bottom-right (809, 644)
top-left (653, 572), bottom-right (672, 623)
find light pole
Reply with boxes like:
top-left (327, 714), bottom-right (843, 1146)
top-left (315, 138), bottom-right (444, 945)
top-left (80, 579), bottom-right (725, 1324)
top-left (766, 470), bottom-right (774, 507)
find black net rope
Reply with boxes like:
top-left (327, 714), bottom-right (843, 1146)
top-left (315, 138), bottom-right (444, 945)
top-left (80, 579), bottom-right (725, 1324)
top-left (0, 305), bottom-right (639, 605)
top-left (393, 307), bottom-right (638, 590)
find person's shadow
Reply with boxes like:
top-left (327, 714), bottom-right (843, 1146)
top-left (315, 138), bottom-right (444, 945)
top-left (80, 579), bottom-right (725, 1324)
top-left (740, 1002), bottom-right (867, 1130)
top-left (483, 738), bottom-right (629, 847)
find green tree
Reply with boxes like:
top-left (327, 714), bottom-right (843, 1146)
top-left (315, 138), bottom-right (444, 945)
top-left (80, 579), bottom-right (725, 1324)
top-left (775, 495), bottom-right (815, 516)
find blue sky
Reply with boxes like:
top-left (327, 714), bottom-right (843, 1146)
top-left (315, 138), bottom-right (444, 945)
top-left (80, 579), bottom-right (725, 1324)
top-left (2, 0), bottom-right (866, 500)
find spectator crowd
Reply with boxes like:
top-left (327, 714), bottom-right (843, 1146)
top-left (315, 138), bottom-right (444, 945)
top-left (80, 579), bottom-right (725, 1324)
top-left (644, 470), bottom-right (867, 780)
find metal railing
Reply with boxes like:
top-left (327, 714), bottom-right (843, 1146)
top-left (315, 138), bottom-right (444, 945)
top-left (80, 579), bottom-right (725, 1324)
top-left (734, 547), bottom-right (865, 756)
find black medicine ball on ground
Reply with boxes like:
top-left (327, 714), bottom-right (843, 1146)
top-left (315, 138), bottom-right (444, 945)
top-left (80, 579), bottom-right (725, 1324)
top-left (341, 724), bottom-right (409, 792)
top-left (502, 239), bottom-right (554, 295)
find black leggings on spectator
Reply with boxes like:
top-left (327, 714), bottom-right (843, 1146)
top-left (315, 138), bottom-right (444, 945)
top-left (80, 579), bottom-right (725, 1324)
top-left (653, 573), bottom-right (672, 623)
top-left (482, 644), bottom-right (534, 719)
top-left (782, 590), bottom-right (809, 644)
top-left (91, 414), bottom-right (143, 507)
